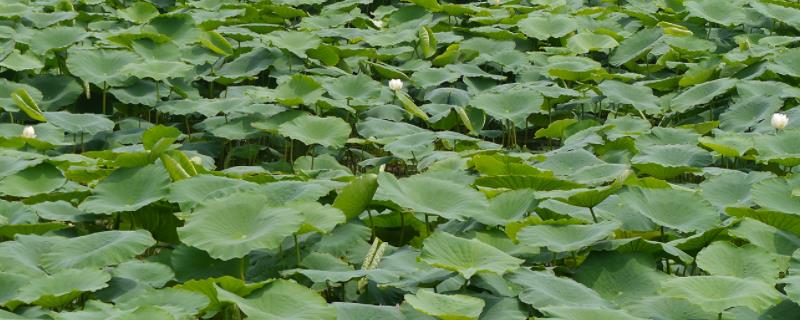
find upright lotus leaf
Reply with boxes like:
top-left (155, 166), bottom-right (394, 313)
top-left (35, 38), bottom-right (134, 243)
top-left (618, 187), bottom-right (719, 232)
top-left (0, 163), bottom-right (66, 197)
top-left (420, 232), bottom-right (523, 278)
top-left (332, 174), bottom-right (378, 220)
top-left (751, 177), bottom-right (800, 215)
top-left (625, 296), bottom-right (717, 320)
top-left (178, 192), bottom-right (303, 260)
top-left (700, 171), bottom-right (772, 209)
top-left (278, 114), bottom-right (351, 148)
top-left (574, 252), bottom-right (672, 305)
top-left (412, 68), bottom-right (460, 88)
top-left (323, 74), bottom-right (382, 101)
top-left (216, 279), bottom-right (335, 320)
top-left (43, 112), bottom-right (114, 135)
top-left (334, 302), bottom-right (404, 320)
top-left (546, 55), bottom-right (604, 81)
top-left (383, 131), bottom-right (436, 160)
top-left (290, 201), bottom-right (345, 234)
top-left (375, 172), bottom-right (489, 221)
top-left (660, 276), bottom-right (784, 314)
top-left (754, 131), bottom-right (800, 166)
top-left (669, 78), bottom-right (737, 113)
top-left (610, 28), bottom-right (663, 66)
top-left (11, 88), bottom-right (46, 122)
top-left (118, 2), bottom-right (159, 23)
top-left (66, 49), bottom-right (138, 86)
top-left (516, 221), bottom-right (620, 252)
top-left (273, 74), bottom-right (325, 106)
top-left (24, 75), bottom-right (82, 110)
top-left (168, 175), bottom-right (259, 210)
top-left (599, 80), bottom-right (660, 115)
top-left (727, 216), bottom-right (800, 256)
top-left (266, 31), bottom-right (321, 58)
top-left (28, 26), bottom-right (87, 54)
top-left (770, 48), bottom-right (800, 78)
top-left (199, 31), bottom-right (233, 56)
top-left (567, 33), bottom-right (619, 54)
top-left (0, 50), bottom-right (44, 72)
top-left (695, 241), bottom-right (783, 281)
top-left (41, 230), bottom-right (156, 272)
top-left (685, 0), bottom-right (748, 26)
top-left (79, 165), bottom-right (171, 214)
top-left (517, 14), bottom-right (577, 40)
top-left (470, 89), bottom-right (543, 127)
top-left (631, 144), bottom-right (712, 179)
top-left (507, 269), bottom-right (612, 309)
top-left (540, 306), bottom-right (647, 320)
top-left (404, 290), bottom-right (484, 320)
top-left (17, 268), bottom-right (111, 307)
top-left (217, 47), bottom-right (280, 79)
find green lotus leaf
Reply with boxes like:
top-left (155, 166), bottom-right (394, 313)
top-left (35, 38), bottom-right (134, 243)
top-left (404, 290), bottom-right (484, 320)
top-left (754, 131), bottom-right (800, 166)
top-left (334, 302), bottom-right (404, 320)
top-left (719, 96), bottom-right (783, 133)
top-left (17, 268), bottom-right (111, 307)
top-left (0, 163), bottom-right (65, 197)
top-left (376, 172), bottom-right (489, 220)
top-left (696, 241), bottom-right (783, 281)
top-left (278, 114), bottom-right (351, 148)
top-left (118, 2), bottom-right (159, 23)
top-left (670, 78), bottom-right (737, 114)
top-left (625, 296), bottom-right (717, 320)
top-left (727, 218), bottom-right (800, 256)
top-left (507, 268), bottom-right (612, 309)
top-left (618, 187), bottom-right (719, 232)
top-left (631, 144), bottom-right (712, 179)
top-left (420, 231), bottom-right (523, 278)
top-left (66, 49), bottom-right (139, 86)
top-left (751, 176), bottom-right (800, 215)
top-left (700, 171), bottom-right (772, 209)
top-left (323, 74), bottom-right (382, 101)
top-left (567, 33), bottom-right (619, 54)
top-left (383, 131), bottom-right (436, 160)
top-left (412, 68), bottom-right (460, 88)
top-left (115, 287), bottom-right (209, 318)
top-left (332, 174), bottom-right (378, 221)
top-left (273, 74), bottom-right (325, 106)
top-left (24, 75), bottom-right (82, 110)
top-left (0, 50), bottom-right (43, 72)
top-left (112, 260), bottom-right (175, 288)
top-left (0, 79), bottom-right (43, 112)
top-left (40, 230), bottom-right (155, 272)
top-left (43, 112), bottom-right (114, 135)
top-left (540, 306), bottom-right (647, 320)
top-left (123, 61), bottom-right (192, 81)
top-left (178, 192), bottom-right (303, 260)
top-left (660, 276), bottom-right (784, 314)
top-left (685, 0), bottom-right (748, 26)
top-left (517, 221), bottom-right (620, 252)
top-left (28, 26), bottom-right (87, 54)
top-left (470, 89), bottom-right (543, 128)
top-left (216, 279), bottom-right (335, 320)
top-left (599, 80), bottom-right (660, 115)
top-left (79, 165), bottom-right (171, 214)
top-left (517, 14), bottom-right (577, 40)
top-left (575, 252), bottom-right (672, 305)
top-left (217, 47), bottom-right (281, 80)
top-left (546, 55), bottom-right (604, 81)
top-left (266, 31), bottom-right (321, 58)
top-left (168, 175), bottom-right (258, 210)
top-left (610, 28), bottom-right (662, 66)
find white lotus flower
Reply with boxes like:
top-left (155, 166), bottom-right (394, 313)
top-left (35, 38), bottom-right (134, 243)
top-left (772, 113), bottom-right (789, 130)
top-left (190, 156), bottom-right (203, 165)
top-left (21, 125), bottom-right (36, 139)
top-left (388, 79), bottom-right (403, 91)
top-left (371, 19), bottom-right (383, 28)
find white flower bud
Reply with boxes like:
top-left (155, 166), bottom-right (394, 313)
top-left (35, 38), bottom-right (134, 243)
top-left (21, 125), bottom-right (36, 139)
top-left (371, 19), bottom-right (383, 28)
top-left (190, 156), bottom-right (203, 165)
top-left (772, 113), bottom-right (789, 130)
top-left (388, 79), bottom-right (403, 91)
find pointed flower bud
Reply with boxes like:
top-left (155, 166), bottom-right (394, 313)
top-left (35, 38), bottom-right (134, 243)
top-left (21, 125), bottom-right (36, 139)
top-left (388, 79), bottom-right (403, 91)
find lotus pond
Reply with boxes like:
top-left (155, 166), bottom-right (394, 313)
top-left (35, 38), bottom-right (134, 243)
top-left (2, 0), bottom-right (800, 319)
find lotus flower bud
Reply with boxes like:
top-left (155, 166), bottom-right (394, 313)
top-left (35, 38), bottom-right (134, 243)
top-left (190, 156), bottom-right (203, 165)
top-left (388, 79), bottom-right (403, 91)
top-left (371, 19), bottom-right (383, 28)
top-left (21, 125), bottom-right (36, 139)
top-left (772, 113), bottom-right (789, 130)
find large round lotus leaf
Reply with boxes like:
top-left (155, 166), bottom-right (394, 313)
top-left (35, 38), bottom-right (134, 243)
top-left (727, 218), bottom-right (800, 256)
top-left (516, 221), bottom-right (620, 252)
top-left (266, 31), bottom-right (321, 58)
top-left (546, 55), bottom-right (604, 81)
top-left (598, 80), bottom-right (660, 115)
top-left (259, 180), bottom-right (337, 206)
top-left (618, 187), bottom-right (719, 232)
top-left (540, 306), bottom-right (647, 320)
top-left (24, 75), bottom-right (82, 110)
top-left (40, 230), bottom-right (156, 272)
top-left (754, 131), bottom-right (800, 166)
top-left (290, 201), bottom-right (345, 234)
top-left (66, 49), bottom-right (139, 86)
top-left (751, 176), bottom-right (800, 215)
top-left (216, 279), bottom-right (335, 320)
top-left (609, 28), bottom-right (663, 66)
top-left (178, 192), bottom-right (303, 260)
top-left (574, 252), bottom-right (672, 305)
top-left (278, 114), bottom-right (351, 148)
top-left (168, 175), bottom-right (259, 210)
top-left (685, 0), bottom-right (748, 26)
top-left (31, 200), bottom-right (92, 222)
top-left (625, 296), bottom-right (716, 320)
top-left (631, 144), bottom-right (712, 179)
top-left (273, 74), bottom-right (325, 106)
top-left (700, 171), bottom-right (772, 209)
top-left (375, 172), bottom-right (489, 221)
top-left (412, 68), bottom-right (460, 88)
top-left (169, 245), bottom-right (242, 282)
top-left (115, 287), bottom-right (209, 318)
top-left (420, 231), bottom-right (522, 279)
top-left (323, 74), bottom-right (382, 101)
top-left (719, 96), bottom-right (783, 133)
top-left (669, 78), bottom-right (737, 113)
top-left (112, 260), bottom-right (174, 288)
top-left (0, 163), bottom-right (66, 197)
top-left (117, 1), bottom-right (159, 23)
top-left (383, 131), bottom-right (436, 160)
top-left (404, 290), bottom-right (484, 320)
top-left (334, 302), bottom-right (404, 320)
top-left (507, 269), bottom-right (612, 309)
top-left (567, 33), bottom-right (619, 54)
top-left (469, 89), bottom-right (543, 127)
top-left (17, 268), bottom-right (111, 306)
top-left (0, 79), bottom-right (43, 112)
top-left (0, 50), bottom-right (43, 72)
top-left (108, 79), bottom-right (158, 106)
top-left (143, 13), bottom-right (200, 44)
top-left (635, 127), bottom-right (700, 147)
top-left (770, 48), bottom-right (800, 78)
top-left (43, 112), bottom-right (114, 134)
top-left (78, 165), bottom-right (171, 214)
top-left (332, 174), bottom-right (378, 221)
top-left (28, 26), bottom-right (87, 54)
top-left (475, 189), bottom-right (537, 226)
top-left (516, 14), bottom-right (576, 40)
top-left (123, 61), bottom-right (192, 81)
top-left (696, 241), bottom-right (783, 281)
top-left (698, 131), bottom-right (755, 158)
top-left (217, 47), bottom-right (281, 80)
top-left (659, 276), bottom-right (784, 314)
